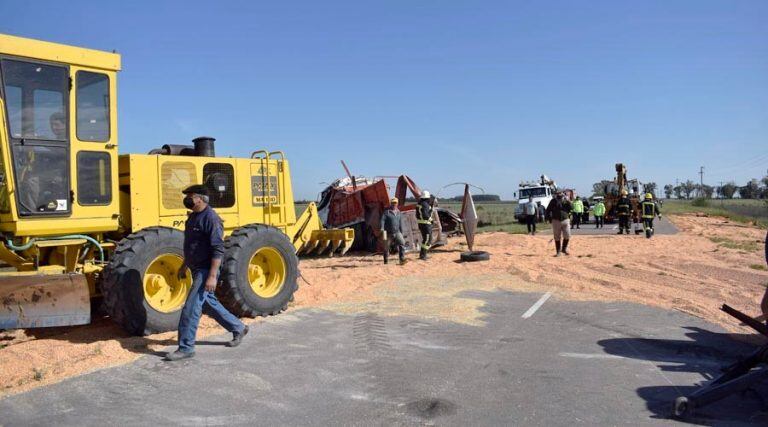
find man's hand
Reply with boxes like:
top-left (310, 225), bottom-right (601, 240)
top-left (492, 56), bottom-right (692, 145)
top-left (177, 266), bottom-right (187, 281)
top-left (381, 230), bottom-right (387, 241)
top-left (205, 275), bottom-right (217, 293)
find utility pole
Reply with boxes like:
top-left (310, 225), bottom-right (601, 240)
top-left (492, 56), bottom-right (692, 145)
top-left (699, 166), bottom-right (704, 198)
top-left (719, 180), bottom-right (723, 204)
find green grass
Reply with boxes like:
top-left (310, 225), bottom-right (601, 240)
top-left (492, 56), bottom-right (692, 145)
top-left (662, 199), bottom-right (768, 229)
top-left (708, 236), bottom-right (761, 252)
top-left (750, 264), bottom-right (767, 271)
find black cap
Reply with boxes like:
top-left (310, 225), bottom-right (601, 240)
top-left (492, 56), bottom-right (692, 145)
top-left (182, 184), bottom-right (208, 196)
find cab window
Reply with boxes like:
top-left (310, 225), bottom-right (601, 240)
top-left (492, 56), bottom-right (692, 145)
top-left (76, 71), bottom-right (110, 142)
top-left (1, 59), bottom-right (68, 141)
top-left (77, 151), bottom-right (112, 205)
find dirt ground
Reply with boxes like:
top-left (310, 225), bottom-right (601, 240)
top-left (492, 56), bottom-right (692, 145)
top-left (1, 213), bottom-right (767, 398)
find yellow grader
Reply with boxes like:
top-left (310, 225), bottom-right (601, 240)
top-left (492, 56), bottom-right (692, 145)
top-left (0, 34), bottom-right (353, 335)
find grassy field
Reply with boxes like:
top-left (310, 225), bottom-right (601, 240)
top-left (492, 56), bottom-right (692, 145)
top-left (662, 199), bottom-right (768, 229)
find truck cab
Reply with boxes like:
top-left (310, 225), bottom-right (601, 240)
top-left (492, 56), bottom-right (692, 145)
top-left (514, 176), bottom-right (557, 222)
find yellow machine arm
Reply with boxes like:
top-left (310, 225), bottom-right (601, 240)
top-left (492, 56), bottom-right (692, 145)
top-left (289, 202), bottom-right (354, 257)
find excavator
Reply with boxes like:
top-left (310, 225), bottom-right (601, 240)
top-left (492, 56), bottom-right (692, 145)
top-left (603, 163), bottom-right (643, 233)
top-left (0, 33), bottom-right (353, 335)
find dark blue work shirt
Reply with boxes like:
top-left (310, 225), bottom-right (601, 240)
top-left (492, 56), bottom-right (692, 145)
top-left (184, 205), bottom-right (225, 271)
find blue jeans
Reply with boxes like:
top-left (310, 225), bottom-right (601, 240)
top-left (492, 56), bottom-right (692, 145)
top-left (178, 268), bottom-right (245, 353)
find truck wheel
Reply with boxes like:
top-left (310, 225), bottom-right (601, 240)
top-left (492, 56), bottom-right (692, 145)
top-left (101, 227), bottom-right (191, 336)
top-left (460, 250), bottom-right (491, 262)
top-left (219, 225), bottom-right (299, 317)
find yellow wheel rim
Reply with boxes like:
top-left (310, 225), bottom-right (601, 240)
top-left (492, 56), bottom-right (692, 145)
top-left (248, 247), bottom-right (286, 298)
top-left (143, 254), bottom-right (191, 313)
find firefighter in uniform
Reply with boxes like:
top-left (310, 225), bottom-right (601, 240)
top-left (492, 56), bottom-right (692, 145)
top-left (641, 193), bottom-right (662, 238)
top-left (616, 189), bottom-right (632, 235)
top-left (416, 191), bottom-right (434, 260)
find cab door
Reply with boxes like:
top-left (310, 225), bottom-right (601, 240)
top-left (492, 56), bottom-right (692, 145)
top-left (0, 57), bottom-right (71, 217)
top-left (69, 66), bottom-right (119, 225)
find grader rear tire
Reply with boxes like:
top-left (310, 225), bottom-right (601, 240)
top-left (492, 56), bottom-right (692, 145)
top-left (101, 227), bottom-right (191, 336)
top-left (219, 225), bottom-right (298, 317)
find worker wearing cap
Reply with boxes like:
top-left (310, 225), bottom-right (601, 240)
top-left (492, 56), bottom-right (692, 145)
top-left (545, 190), bottom-right (573, 256)
top-left (640, 193), bottom-right (662, 237)
top-left (416, 191), bottom-right (434, 260)
top-left (380, 197), bottom-right (407, 265)
top-left (616, 189), bottom-right (632, 235)
top-left (165, 184), bottom-right (248, 361)
top-left (571, 196), bottom-right (584, 229)
top-left (593, 199), bottom-right (606, 229)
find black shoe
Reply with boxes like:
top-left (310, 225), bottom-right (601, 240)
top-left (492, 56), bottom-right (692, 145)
top-left (228, 326), bottom-right (249, 347)
top-left (399, 259), bottom-right (407, 266)
top-left (164, 350), bottom-right (195, 361)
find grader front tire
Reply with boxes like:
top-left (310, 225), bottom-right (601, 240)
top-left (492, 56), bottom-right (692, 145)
top-left (219, 225), bottom-right (299, 317)
top-left (101, 227), bottom-right (191, 336)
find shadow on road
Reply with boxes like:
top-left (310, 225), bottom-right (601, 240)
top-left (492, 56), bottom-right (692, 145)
top-left (598, 327), bottom-right (768, 425)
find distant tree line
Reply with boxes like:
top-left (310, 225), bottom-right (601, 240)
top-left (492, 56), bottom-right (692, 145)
top-left (439, 194), bottom-right (502, 202)
top-left (660, 176), bottom-right (768, 199)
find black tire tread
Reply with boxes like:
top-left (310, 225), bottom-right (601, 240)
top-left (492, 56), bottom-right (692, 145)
top-left (218, 224), bottom-right (299, 318)
top-left (101, 227), bottom-right (184, 336)
top-left (460, 250), bottom-right (491, 262)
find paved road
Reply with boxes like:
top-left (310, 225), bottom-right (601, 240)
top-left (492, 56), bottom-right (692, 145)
top-left (568, 216), bottom-right (678, 236)
top-left (1, 290), bottom-right (765, 426)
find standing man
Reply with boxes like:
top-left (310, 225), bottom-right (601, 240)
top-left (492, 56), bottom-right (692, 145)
top-left (416, 191), bottom-right (434, 260)
top-left (640, 193), bottom-right (662, 238)
top-left (165, 184), bottom-right (248, 361)
top-left (545, 191), bottom-right (573, 256)
top-left (593, 198), bottom-right (606, 229)
top-left (616, 189), bottom-right (632, 235)
top-left (525, 195), bottom-right (538, 235)
top-left (571, 196), bottom-right (584, 229)
top-left (380, 197), bottom-right (407, 265)
top-left (582, 198), bottom-right (591, 224)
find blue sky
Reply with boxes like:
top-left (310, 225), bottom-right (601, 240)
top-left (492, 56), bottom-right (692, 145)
top-left (2, 1), bottom-right (767, 199)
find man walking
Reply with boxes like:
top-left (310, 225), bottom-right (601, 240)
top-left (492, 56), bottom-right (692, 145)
top-left (380, 197), bottom-right (407, 265)
top-left (571, 196), bottom-right (584, 229)
top-left (525, 195), bottom-right (538, 235)
top-left (545, 191), bottom-right (572, 256)
top-left (593, 198), bottom-right (606, 229)
top-left (640, 193), bottom-right (662, 238)
top-left (165, 184), bottom-right (248, 361)
top-left (616, 189), bottom-right (632, 235)
top-left (416, 191), bottom-right (434, 260)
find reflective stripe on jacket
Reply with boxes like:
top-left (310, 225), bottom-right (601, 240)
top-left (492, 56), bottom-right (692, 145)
top-left (642, 201), bottom-right (658, 219)
top-left (593, 202), bottom-right (605, 216)
top-left (416, 200), bottom-right (433, 225)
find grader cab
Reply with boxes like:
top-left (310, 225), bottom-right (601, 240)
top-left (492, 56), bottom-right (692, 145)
top-left (0, 34), bottom-right (352, 334)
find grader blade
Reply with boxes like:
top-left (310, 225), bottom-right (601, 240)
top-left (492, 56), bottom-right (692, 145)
top-left (0, 274), bottom-right (90, 329)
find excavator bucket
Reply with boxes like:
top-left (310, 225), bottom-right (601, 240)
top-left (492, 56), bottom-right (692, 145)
top-left (0, 274), bottom-right (91, 329)
top-left (291, 202), bottom-right (355, 257)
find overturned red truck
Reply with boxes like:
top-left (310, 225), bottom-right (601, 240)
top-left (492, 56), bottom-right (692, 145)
top-left (314, 175), bottom-right (463, 254)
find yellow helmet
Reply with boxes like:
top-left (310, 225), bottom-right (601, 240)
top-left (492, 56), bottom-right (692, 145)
top-left (621, 189), bottom-right (628, 196)
top-left (390, 197), bottom-right (399, 204)
top-left (645, 193), bottom-right (653, 200)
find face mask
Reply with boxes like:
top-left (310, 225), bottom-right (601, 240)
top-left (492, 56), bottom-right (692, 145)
top-left (183, 196), bottom-right (196, 210)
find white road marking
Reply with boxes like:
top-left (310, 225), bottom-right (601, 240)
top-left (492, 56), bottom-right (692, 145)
top-left (611, 225), bottom-right (618, 230)
top-left (559, 352), bottom-right (626, 360)
top-left (522, 292), bottom-right (552, 319)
